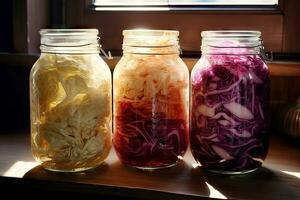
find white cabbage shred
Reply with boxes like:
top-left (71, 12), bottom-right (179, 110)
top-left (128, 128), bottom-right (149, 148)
top-left (113, 54), bottom-right (189, 119)
top-left (31, 54), bottom-right (111, 170)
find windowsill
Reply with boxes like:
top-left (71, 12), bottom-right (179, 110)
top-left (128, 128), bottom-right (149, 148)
top-left (0, 132), bottom-right (299, 199)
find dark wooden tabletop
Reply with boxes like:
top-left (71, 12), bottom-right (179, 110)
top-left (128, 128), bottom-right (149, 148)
top-left (0, 132), bottom-right (300, 199)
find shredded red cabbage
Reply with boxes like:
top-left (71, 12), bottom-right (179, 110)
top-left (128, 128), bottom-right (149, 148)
top-left (113, 102), bottom-right (188, 168)
top-left (191, 54), bottom-right (270, 173)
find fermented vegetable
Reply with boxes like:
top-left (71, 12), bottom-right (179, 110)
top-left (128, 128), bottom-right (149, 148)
top-left (191, 52), bottom-right (270, 173)
top-left (113, 30), bottom-right (189, 169)
top-left (31, 54), bottom-right (112, 171)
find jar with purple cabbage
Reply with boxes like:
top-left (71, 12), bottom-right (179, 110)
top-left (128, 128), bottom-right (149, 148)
top-left (190, 31), bottom-right (270, 174)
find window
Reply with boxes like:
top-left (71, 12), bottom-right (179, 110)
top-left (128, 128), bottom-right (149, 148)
top-left (169, 0), bottom-right (278, 5)
top-left (93, 0), bottom-right (278, 10)
top-left (94, 0), bottom-right (169, 6)
top-left (94, 0), bottom-right (278, 6)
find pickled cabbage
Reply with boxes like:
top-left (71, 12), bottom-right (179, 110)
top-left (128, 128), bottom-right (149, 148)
top-left (30, 54), bottom-right (112, 171)
top-left (191, 54), bottom-right (270, 172)
top-left (113, 54), bottom-right (189, 168)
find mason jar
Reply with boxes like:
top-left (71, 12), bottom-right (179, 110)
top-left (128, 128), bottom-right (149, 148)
top-left (113, 30), bottom-right (189, 169)
top-left (190, 31), bottom-right (270, 174)
top-left (30, 29), bottom-right (112, 172)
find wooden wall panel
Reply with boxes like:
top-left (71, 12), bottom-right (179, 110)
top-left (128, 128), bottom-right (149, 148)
top-left (13, 0), bottom-right (28, 53)
top-left (283, 0), bottom-right (300, 52)
top-left (27, 0), bottom-right (50, 53)
top-left (13, 0), bottom-right (50, 53)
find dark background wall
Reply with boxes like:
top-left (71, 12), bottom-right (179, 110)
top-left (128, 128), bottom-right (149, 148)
top-left (0, 55), bottom-right (37, 131)
top-left (0, 1), bottom-right (13, 52)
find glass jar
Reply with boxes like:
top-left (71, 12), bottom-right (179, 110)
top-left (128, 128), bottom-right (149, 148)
top-left (113, 30), bottom-right (189, 169)
top-left (190, 31), bottom-right (270, 174)
top-left (30, 29), bottom-right (112, 172)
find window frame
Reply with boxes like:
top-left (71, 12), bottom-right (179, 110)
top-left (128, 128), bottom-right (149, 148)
top-left (64, 0), bottom-right (289, 55)
top-left (90, 0), bottom-right (282, 12)
top-left (84, 0), bottom-right (285, 14)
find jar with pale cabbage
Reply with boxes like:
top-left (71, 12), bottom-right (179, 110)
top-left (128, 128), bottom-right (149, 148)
top-left (191, 31), bottom-right (270, 174)
top-left (30, 29), bottom-right (112, 172)
top-left (113, 30), bottom-right (189, 169)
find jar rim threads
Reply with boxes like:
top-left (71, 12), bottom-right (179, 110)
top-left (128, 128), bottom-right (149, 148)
top-left (201, 30), bottom-right (264, 55)
top-left (122, 29), bottom-right (180, 55)
top-left (40, 29), bottom-right (100, 54)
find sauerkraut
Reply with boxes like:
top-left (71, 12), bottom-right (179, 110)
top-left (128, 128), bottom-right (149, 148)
top-left (191, 54), bottom-right (270, 173)
top-left (30, 54), bottom-right (112, 171)
top-left (113, 52), bottom-right (189, 169)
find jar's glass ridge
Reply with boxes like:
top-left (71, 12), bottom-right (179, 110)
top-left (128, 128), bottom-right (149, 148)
top-left (40, 29), bottom-right (100, 54)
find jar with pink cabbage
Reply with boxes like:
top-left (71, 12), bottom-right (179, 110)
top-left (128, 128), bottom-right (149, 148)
top-left (113, 30), bottom-right (189, 170)
top-left (191, 31), bottom-right (270, 174)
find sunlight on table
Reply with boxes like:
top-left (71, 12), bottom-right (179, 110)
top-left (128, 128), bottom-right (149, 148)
top-left (281, 170), bottom-right (300, 179)
top-left (4, 161), bottom-right (38, 178)
top-left (205, 182), bottom-right (227, 199)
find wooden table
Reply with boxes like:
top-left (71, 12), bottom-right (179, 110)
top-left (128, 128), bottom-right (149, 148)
top-left (0, 132), bottom-right (300, 199)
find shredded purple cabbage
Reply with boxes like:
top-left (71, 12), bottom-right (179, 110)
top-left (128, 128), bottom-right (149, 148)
top-left (113, 102), bottom-right (188, 168)
top-left (191, 54), bottom-right (270, 173)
